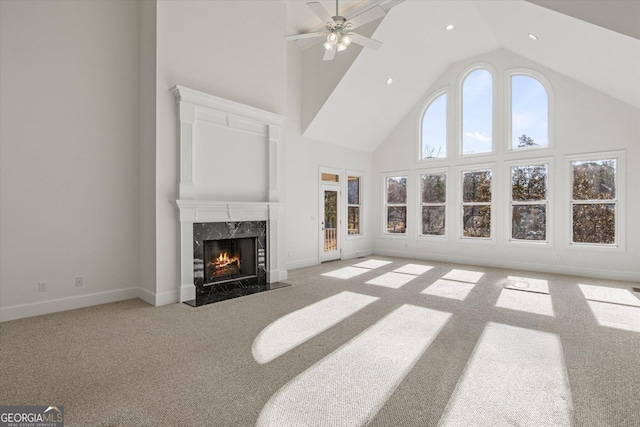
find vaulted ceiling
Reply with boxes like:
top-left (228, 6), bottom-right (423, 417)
top-left (285, 0), bottom-right (640, 152)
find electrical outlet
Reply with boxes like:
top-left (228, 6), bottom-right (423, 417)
top-left (75, 277), bottom-right (83, 287)
top-left (38, 281), bottom-right (47, 292)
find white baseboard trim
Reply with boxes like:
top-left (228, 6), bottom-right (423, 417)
top-left (0, 287), bottom-right (140, 322)
top-left (341, 249), bottom-right (374, 260)
top-left (155, 290), bottom-right (180, 306)
top-left (268, 269), bottom-right (289, 282)
top-left (138, 286), bottom-right (156, 305)
top-left (138, 287), bottom-right (180, 306)
top-left (178, 284), bottom-right (196, 304)
top-left (373, 249), bottom-right (640, 282)
top-left (287, 257), bottom-right (320, 271)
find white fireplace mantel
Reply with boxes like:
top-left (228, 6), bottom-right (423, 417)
top-left (171, 86), bottom-right (287, 302)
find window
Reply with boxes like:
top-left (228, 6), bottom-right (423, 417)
top-left (385, 175), bottom-right (407, 234)
top-left (511, 75), bottom-right (549, 150)
top-left (462, 69), bottom-right (493, 155)
top-left (420, 172), bottom-right (446, 236)
top-left (347, 175), bottom-right (362, 235)
top-left (571, 158), bottom-right (617, 245)
top-left (461, 169), bottom-right (492, 238)
top-left (421, 93), bottom-right (447, 159)
top-left (510, 164), bottom-right (548, 241)
top-left (321, 172), bottom-right (340, 183)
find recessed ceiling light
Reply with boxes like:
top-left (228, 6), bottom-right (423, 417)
top-left (386, 78), bottom-right (393, 85)
top-left (528, 33), bottom-right (538, 40)
top-left (445, 24), bottom-right (454, 31)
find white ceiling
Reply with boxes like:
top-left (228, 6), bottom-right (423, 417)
top-left (285, 0), bottom-right (640, 152)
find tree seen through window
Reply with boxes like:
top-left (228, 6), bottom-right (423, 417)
top-left (571, 160), bottom-right (616, 244)
top-left (386, 176), bottom-right (407, 234)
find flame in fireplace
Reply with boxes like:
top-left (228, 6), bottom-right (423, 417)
top-left (207, 252), bottom-right (241, 280)
top-left (216, 252), bottom-right (240, 268)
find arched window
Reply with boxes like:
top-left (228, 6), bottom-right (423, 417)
top-left (511, 75), bottom-right (548, 150)
top-left (462, 69), bottom-right (493, 155)
top-left (421, 93), bottom-right (447, 159)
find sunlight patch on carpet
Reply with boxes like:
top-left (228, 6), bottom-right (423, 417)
top-left (496, 288), bottom-right (555, 317)
top-left (438, 323), bottom-right (572, 426)
top-left (578, 284), bottom-right (640, 307)
top-left (442, 269), bottom-right (484, 283)
top-left (352, 259), bottom-right (392, 269)
top-left (366, 272), bottom-right (417, 289)
top-left (255, 305), bottom-right (452, 427)
top-left (393, 264), bottom-right (433, 275)
top-left (504, 276), bottom-right (549, 294)
top-left (322, 266), bottom-right (370, 280)
top-left (421, 279), bottom-right (475, 300)
top-left (585, 301), bottom-right (640, 332)
top-left (252, 292), bottom-right (379, 364)
top-left (578, 284), bottom-right (640, 332)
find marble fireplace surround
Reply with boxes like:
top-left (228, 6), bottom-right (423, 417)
top-left (172, 86), bottom-right (287, 303)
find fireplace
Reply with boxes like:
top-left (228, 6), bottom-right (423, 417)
top-left (204, 238), bottom-right (257, 284)
top-left (173, 86), bottom-right (288, 307)
top-left (186, 220), bottom-right (281, 306)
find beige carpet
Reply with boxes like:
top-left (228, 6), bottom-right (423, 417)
top-left (1, 256), bottom-right (639, 426)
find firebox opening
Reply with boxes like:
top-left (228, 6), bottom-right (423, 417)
top-left (203, 238), bottom-right (257, 285)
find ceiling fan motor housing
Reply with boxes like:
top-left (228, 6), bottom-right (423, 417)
top-left (327, 16), bottom-right (351, 34)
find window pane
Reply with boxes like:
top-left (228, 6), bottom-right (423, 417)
top-left (512, 75), bottom-right (548, 149)
top-left (462, 69), bottom-right (493, 155)
top-left (422, 93), bottom-right (447, 159)
top-left (422, 173), bottom-right (446, 203)
top-left (387, 176), bottom-right (407, 204)
top-left (573, 204), bottom-right (615, 244)
top-left (572, 160), bottom-right (616, 200)
top-left (512, 205), bottom-right (546, 240)
top-left (463, 170), bottom-right (492, 203)
top-left (463, 205), bottom-right (491, 238)
top-left (387, 207), bottom-right (406, 234)
top-left (321, 172), bottom-right (339, 182)
top-left (348, 176), bottom-right (360, 205)
top-left (512, 165), bottom-right (547, 201)
top-left (348, 206), bottom-right (360, 235)
top-left (324, 191), bottom-right (337, 229)
top-left (422, 206), bottom-right (445, 235)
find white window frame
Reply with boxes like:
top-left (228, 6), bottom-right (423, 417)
top-left (505, 69), bottom-right (554, 153)
top-left (457, 164), bottom-right (495, 243)
top-left (382, 172), bottom-right (409, 238)
top-left (506, 158), bottom-right (553, 245)
top-left (346, 172), bottom-right (364, 239)
top-left (567, 151), bottom-right (625, 252)
top-left (418, 88), bottom-right (449, 162)
top-left (417, 168), bottom-right (448, 239)
top-left (459, 64), bottom-right (497, 158)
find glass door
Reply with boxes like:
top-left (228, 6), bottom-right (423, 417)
top-left (320, 185), bottom-right (340, 261)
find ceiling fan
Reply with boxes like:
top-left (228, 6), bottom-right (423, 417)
top-left (285, 1), bottom-right (386, 61)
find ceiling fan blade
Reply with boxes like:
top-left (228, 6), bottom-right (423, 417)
top-left (284, 31), bottom-right (324, 41)
top-left (348, 5), bottom-right (385, 29)
top-left (307, 2), bottom-right (335, 25)
top-left (349, 33), bottom-right (383, 50)
top-left (323, 47), bottom-right (336, 61)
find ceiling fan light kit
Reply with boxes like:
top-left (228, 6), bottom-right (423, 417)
top-left (285, 0), bottom-right (386, 61)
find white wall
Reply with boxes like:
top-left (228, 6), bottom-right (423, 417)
top-left (373, 49), bottom-right (640, 281)
top-left (0, 0), bottom-right (141, 320)
top-left (287, 43), bottom-right (375, 270)
top-left (139, 0), bottom-right (157, 300)
top-left (151, 0), bottom-right (288, 304)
